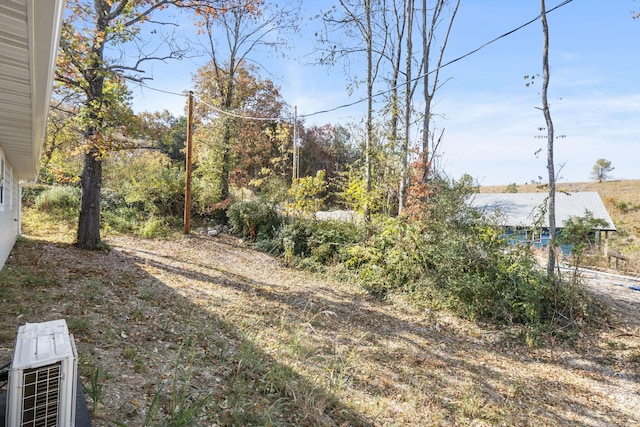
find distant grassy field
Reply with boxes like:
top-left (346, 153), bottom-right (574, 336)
top-left (480, 179), bottom-right (640, 273)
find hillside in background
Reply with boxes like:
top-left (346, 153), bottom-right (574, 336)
top-left (479, 179), bottom-right (640, 274)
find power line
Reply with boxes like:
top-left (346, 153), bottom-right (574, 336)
top-left (137, 82), bottom-right (187, 97)
top-left (299, 0), bottom-right (574, 119)
top-left (136, 0), bottom-right (574, 122)
top-left (136, 83), bottom-right (287, 121)
top-left (436, 0), bottom-right (573, 71)
top-left (194, 95), bottom-right (283, 121)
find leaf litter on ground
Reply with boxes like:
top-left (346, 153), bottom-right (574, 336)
top-left (0, 230), bottom-right (638, 426)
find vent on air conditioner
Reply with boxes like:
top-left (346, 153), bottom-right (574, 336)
top-left (5, 319), bottom-right (78, 427)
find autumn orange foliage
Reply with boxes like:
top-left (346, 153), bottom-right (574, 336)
top-left (402, 157), bottom-right (435, 220)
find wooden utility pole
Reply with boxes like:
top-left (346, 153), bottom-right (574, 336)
top-left (184, 91), bottom-right (194, 234)
top-left (292, 105), bottom-right (298, 180)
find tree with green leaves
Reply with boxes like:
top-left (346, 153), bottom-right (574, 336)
top-left (286, 170), bottom-right (328, 216)
top-left (557, 211), bottom-right (609, 284)
top-left (590, 158), bottom-right (614, 183)
top-left (55, 0), bottom-right (250, 249)
top-left (192, 64), bottom-right (288, 206)
top-left (190, 0), bottom-right (298, 205)
top-left (504, 183), bottom-right (518, 193)
top-left (318, 0), bottom-right (388, 221)
top-left (136, 111), bottom-right (188, 164)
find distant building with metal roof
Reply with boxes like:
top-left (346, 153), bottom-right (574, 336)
top-left (469, 192), bottom-right (616, 232)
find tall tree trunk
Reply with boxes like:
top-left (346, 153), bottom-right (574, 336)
top-left (77, 147), bottom-right (102, 248)
top-left (384, 0), bottom-right (404, 214)
top-left (540, 0), bottom-right (556, 278)
top-left (399, 0), bottom-right (414, 213)
top-left (60, 0), bottom-right (211, 250)
top-left (388, 1), bottom-right (403, 186)
top-left (420, 0), bottom-right (459, 182)
top-left (220, 120), bottom-right (232, 202)
top-left (364, 0), bottom-right (373, 221)
top-left (218, 57), bottom-right (236, 203)
top-left (420, 0), bottom-right (431, 181)
top-left (219, 39), bottom-right (238, 203)
top-left (76, 8), bottom-right (107, 250)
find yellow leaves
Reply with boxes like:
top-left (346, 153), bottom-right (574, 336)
top-left (248, 167), bottom-right (274, 189)
top-left (51, 167), bottom-right (81, 185)
top-left (286, 170), bottom-right (328, 215)
top-left (87, 132), bottom-right (106, 151)
top-left (191, 0), bottom-right (264, 29)
top-left (94, 30), bottom-right (106, 47)
top-left (258, 167), bottom-right (272, 176)
top-left (265, 122), bottom-right (290, 143)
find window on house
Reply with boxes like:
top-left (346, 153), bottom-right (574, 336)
top-left (0, 156), bottom-right (4, 211)
top-left (4, 165), bottom-right (11, 211)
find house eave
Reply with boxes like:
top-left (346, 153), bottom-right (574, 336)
top-left (0, 0), bottom-right (65, 180)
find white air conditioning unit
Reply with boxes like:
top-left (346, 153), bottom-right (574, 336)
top-left (5, 319), bottom-right (78, 427)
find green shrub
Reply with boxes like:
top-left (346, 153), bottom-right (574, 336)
top-left (617, 201), bottom-right (629, 213)
top-left (22, 184), bottom-right (51, 207)
top-left (101, 150), bottom-right (187, 234)
top-left (308, 220), bottom-right (363, 264)
top-left (100, 189), bottom-right (142, 233)
top-left (271, 218), bottom-right (364, 265)
top-left (341, 176), bottom-right (594, 333)
top-left (227, 201), bottom-right (280, 242)
top-left (256, 176), bottom-right (289, 208)
top-left (101, 188), bottom-right (128, 212)
top-left (342, 217), bottom-right (431, 298)
top-left (33, 186), bottom-right (80, 215)
top-left (276, 219), bottom-right (313, 257)
top-left (138, 216), bottom-right (170, 238)
top-left (286, 170), bottom-right (328, 215)
top-left (101, 207), bottom-right (140, 234)
top-left (504, 182), bottom-right (518, 193)
top-left (431, 242), bottom-right (555, 325)
top-left (121, 166), bottom-right (185, 218)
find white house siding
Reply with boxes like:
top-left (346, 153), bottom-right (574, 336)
top-left (0, 0), bottom-right (65, 271)
top-left (0, 151), bottom-right (19, 270)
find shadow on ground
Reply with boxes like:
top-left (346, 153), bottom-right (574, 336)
top-left (1, 235), bottom-right (638, 426)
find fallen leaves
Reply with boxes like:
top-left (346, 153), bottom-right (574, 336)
top-left (1, 233), bottom-right (638, 426)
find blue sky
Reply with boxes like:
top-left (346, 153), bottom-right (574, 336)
top-left (129, 0), bottom-right (640, 186)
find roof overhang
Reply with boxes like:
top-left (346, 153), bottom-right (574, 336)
top-left (0, 0), bottom-right (65, 180)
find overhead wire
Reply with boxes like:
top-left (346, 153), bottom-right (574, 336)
top-left (437, 0), bottom-right (573, 70)
top-left (194, 95), bottom-right (284, 121)
top-left (135, 0), bottom-right (574, 122)
top-left (299, 0), bottom-right (574, 119)
top-left (135, 83), bottom-right (286, 121)
top-left (135, 83), bottom-right (186, 97)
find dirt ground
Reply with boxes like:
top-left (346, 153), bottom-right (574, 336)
top-left (1, 233), bottom-right (639, 426)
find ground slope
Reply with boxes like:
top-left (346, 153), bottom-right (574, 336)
top-left (0, 232), bottom-right (639, 426)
